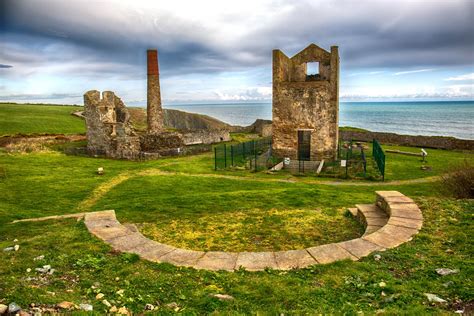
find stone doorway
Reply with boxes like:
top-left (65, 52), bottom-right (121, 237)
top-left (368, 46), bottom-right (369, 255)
top-left (297, 130), bottom-right (311, 160)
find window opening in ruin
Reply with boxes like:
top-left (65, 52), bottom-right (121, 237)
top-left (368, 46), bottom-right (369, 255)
top-left (306, 62), bottom-right (320, 81)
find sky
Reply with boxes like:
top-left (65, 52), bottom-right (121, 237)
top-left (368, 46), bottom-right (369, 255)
top-left (1, 0), bottom-right (473, 105)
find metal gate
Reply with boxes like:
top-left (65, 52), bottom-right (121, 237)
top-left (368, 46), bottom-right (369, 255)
top-left (297, 130), bottom-right (311, 161)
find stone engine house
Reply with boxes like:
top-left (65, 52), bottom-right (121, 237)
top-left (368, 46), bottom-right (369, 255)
top-left (272, 44), bottom-right (339, 161)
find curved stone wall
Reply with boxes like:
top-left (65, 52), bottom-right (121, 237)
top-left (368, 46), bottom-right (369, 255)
top-left (84, 191), bottom-right (422, 271)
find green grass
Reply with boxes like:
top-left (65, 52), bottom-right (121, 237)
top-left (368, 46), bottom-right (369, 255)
top-left (339, 126), bottom-right (369, 132)
top-left (0, 149), bottom-right (472, 314)
top-left (0, 103), bottom-right (85, 136)
top-left (0, 104), bottom-right (473, 313)
top-left (95, 175), bottom-right (366, 251)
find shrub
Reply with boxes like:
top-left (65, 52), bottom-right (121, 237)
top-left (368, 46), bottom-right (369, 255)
top-left (440, 160), bottom-right (474, 199)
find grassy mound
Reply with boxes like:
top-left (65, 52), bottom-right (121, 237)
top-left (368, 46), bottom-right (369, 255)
top-left (0, 103), bottom-right (85, 136)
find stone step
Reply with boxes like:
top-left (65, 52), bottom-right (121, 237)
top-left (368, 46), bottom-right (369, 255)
top-left (347, 207), bottom-right (358, 217)
top-left (355, 204), bottom-right (389, 235)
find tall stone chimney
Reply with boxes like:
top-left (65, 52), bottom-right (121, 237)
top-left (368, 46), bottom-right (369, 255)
top-left (147, 49), bottom-right (163, 134)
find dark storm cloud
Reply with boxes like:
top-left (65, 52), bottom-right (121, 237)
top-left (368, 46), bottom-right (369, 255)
top-left (0, 64), bottom-right (13, 68)
top-left (1, 0), bottom-right (473, 78)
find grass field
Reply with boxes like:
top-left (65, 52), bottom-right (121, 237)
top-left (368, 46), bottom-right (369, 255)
top-left (0, 104), bottom-right (473, 314)
top-left (0, 103), bottom-right (85, 136)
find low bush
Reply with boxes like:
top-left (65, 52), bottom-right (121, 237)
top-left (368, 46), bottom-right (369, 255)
top-left (441, 160), bottom-right (474, 198)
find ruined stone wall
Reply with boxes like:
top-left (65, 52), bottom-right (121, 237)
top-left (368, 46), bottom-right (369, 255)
top-left (340, 130), bottom-right (474, 151)
top-left (181, 129), bottom-right (231, 145)
top-left (272, 44), bottom-right (339, 161)
top-left (84, 90), bottom-right (140, 159)
top-left (140, 132), bottom-right (185, 153)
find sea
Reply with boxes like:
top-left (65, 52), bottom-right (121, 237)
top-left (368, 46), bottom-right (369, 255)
top-left (164, 100), bottom-right (474, 140)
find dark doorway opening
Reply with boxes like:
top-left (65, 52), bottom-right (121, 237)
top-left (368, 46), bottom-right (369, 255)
top-left (298, 130), bottom-right (311, 160)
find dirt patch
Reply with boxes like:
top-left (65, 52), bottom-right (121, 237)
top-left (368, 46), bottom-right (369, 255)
top-left (0, 134), bottom-right (86, 153)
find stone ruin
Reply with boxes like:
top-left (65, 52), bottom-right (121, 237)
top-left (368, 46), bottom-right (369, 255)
top-left (84, 49), bottom-right (230, 160)
top-left (272, 44), bottom-right (339, 161)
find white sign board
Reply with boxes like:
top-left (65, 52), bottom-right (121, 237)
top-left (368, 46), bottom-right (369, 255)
top-left (341, 160), bottom-right (347, 167)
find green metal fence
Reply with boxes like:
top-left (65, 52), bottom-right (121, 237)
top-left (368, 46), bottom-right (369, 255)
top-left (214, 137), bottom-right (272, 171)
top-left (372, 139), bottom-right (385, 180)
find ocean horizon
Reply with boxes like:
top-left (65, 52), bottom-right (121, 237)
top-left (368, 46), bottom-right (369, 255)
top-left (162, 100), bottom-right (474, 140)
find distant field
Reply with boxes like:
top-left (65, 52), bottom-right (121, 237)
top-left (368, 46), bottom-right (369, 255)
top-left (0, 103), bottom-right (85, 136)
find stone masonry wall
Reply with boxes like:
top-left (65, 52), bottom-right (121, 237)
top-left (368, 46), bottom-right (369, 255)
top-left (181, 129), bottom-right (231, 145)
top-left (272, 44), bottom-right (339, 161)
top-left (341, 130), bottom-right (474, 151)
top-left (84, 90), bottom-right (140, 159)
top-left (147, 49), bottom-right (164, 133)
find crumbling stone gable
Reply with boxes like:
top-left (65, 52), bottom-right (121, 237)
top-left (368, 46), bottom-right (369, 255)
top-left (84, 90), bottom-right (140, 159)
top-left (272, 44), bottom-right (339, 161)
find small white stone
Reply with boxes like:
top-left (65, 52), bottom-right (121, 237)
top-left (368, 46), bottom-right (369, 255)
top-left (96, 293), bottom-right (104, 300)
top-left (379, 281), bottom-right (386, 288)
top-left (436, 268), bottom-right (459, 276)
top-left (102, 299), bottom-right (111, 308)
top-left (79, 303), bottom-right (93, 311)
top-left (26, 268), bottom-right (31, 273)
top-left (14, 245), bottom-right (19, 251)
top-left (211, 294), bottom-right (235, 301)
top-left (13, 239), bottom-right (18, 242)
top-left (424, 293), bottom-right (447, 303)
top-left (374, 254), bottom-right (381, 261)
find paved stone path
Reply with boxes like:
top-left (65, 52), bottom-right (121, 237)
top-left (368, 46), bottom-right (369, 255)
top-left (84, 191), bottom-right (423, 271)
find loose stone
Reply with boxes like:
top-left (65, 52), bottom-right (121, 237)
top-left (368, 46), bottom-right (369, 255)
top-left (436, 268), bottom-right (459, 276)
top-left (424, 293), bottom-right (447, 303)
top-left (33, 255), bottom-right (45, 261)
top-left (210, 294), bottom-right (235, 301)
top-left (374, 254), bottom-right (381, 261)
top-left (35, 265), bottom-right (52, 274)
top-left (79, 303), bottom-right (93, 311)
top-left (8, 302), bottom-right (21, 314)
top-left (102, 300), bottom-right (111, 308)
top-left (57, 301), bottom-right (75, 310)
top-left (0, 304), bottom-right (7, 314)
top-left (144, 303), bottom-right (155, 310)
top-left (117, 306), bottom-right (130, 315)
top-left (95, 293), bottom-right (104, 300)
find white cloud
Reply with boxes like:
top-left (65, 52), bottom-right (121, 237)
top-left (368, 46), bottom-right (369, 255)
top-left (394, 69), bottom-right (434, 75)
top-left (445, 73), bottom-right (474, 81)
